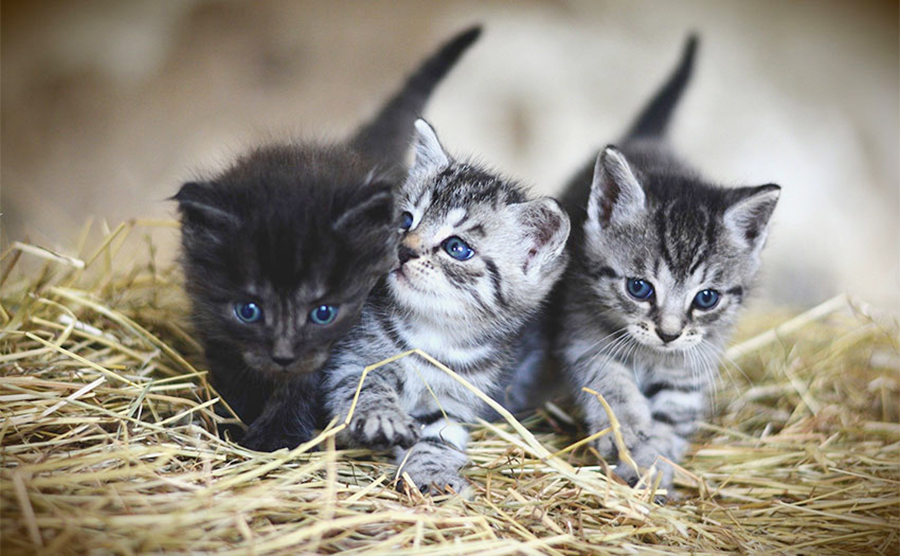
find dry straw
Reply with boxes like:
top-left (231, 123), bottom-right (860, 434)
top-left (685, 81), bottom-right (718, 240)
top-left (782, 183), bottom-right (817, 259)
top-left (1, 220), bottom-right (898, 554)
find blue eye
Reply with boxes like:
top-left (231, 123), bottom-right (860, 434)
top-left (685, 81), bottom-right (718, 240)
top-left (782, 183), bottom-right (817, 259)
top-left (442, 236), bottom-right (474, 261)
top-left (234, 302), bottom-right (262, 323)
top-left (626, 278), bottom-right (654, 300)
top-left (399, 211), bottom-right (414, 231)
top-left (309, 304), bottom-right (338, 325)
top-left (693, 289), bottom-right (720, 310)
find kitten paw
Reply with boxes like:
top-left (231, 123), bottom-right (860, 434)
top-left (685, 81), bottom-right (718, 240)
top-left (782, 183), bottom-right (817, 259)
top-left (396, 443), bottom-right (469, 497)
top-left (591, 433), bottom-right (618, 460)
top-left (240, 425), bottom-right (303, 452)
top-left (625, 443), bottom-right (676, 490)
top-left (236, 409), bottom-right (315, 452)
top-left (350, 405), bottom-right (420, 450)
top-left (590, 430), bottom-right (676, 492)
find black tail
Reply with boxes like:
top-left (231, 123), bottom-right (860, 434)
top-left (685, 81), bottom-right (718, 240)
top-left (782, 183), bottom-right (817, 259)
top-left (626, 34), bottom-right (698, 141)
top-left (350, 25), bottom-right (482, 165)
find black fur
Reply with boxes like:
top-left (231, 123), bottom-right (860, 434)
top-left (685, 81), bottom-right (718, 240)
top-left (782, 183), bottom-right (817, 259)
top-left (626, 34), bottom-right (698, 140)
top-left (350, 26), bottom-right (482, 173)
top-left (174, 28), bottom-right (481, 451)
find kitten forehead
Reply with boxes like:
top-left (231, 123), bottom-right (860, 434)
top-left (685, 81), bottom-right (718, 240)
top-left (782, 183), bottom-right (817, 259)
top-left (431, 163), bottom-right (526, 209)
top-left (246, 281), bottom-right (328, 303)
top-left (652, 199), bottom-right (715, 281)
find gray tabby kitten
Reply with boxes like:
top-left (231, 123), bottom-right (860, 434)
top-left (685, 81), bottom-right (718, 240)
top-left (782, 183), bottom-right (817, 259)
top-left (556, 36), bottom-right (781, 489)
top-left (324, 119), bottom-right (570, 494)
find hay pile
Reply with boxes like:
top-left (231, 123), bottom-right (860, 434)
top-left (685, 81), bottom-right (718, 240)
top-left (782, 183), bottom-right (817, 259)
top-left (2, 221), bottom-right (898, 554)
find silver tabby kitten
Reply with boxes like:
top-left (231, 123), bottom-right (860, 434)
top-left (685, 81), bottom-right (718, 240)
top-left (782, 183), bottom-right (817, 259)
top-left (557, 36), bottom-right (781, 489)
top-left (324, 119), bottom-right (570, 495)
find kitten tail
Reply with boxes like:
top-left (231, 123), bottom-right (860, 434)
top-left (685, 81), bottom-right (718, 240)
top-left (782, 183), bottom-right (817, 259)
top-left (625, 34), bottom-right (698, 141)
top-left (350, 25), bottom-right (482, 165)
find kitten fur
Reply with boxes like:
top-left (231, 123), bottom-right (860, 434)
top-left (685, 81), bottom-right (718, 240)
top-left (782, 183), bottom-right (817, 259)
top-left (324, 119), bottom-right (570, 495)
top-left (556, 35), bottom-right (781, 489)
top-left (174, 27), bottom-right (481, 452)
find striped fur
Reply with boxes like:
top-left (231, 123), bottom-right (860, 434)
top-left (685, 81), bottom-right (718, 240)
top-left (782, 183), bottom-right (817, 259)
top-left (324, 119), bottom-right (570, 495)
top-left (556, 37), bottom-right (780, 489)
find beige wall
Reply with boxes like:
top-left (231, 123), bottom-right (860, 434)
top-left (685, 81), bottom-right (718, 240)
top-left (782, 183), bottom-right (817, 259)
top-left (2, 0), bottom-right (897, 309)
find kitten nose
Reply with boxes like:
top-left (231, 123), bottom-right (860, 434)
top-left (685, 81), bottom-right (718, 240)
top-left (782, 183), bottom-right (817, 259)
top-left (272, 355), bottom-right (295, 367)
top-left (398, 245), bottom-right (419, 265)
top-left (656, 329), bottom-right (681, 344)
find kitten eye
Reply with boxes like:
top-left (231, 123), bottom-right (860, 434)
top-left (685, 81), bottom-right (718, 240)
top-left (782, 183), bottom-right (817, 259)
top-left (693, 289), bottom-right (720, 310)
top-left (626, 278), bottom-right (654, 300)
top-left (399, 211), bottom-right (414, 231)
top-left (442, 236), bottom-right (474, 261)
top-left (234, 302), bottom-right (262, 323)
top-left (309, 304), bottom-right (338, 325)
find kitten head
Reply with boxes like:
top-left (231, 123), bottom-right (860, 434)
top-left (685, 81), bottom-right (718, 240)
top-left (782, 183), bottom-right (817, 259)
top-left (388, 119), bottom-right (570, 332)
top-left (580, 144), bottom-right (779, 353)
top-left (175, 144), bottom-right (397, 377)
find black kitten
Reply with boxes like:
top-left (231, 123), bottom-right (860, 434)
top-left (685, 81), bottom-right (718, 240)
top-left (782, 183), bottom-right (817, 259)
top-left (174, 27), bottom-right (481, 451)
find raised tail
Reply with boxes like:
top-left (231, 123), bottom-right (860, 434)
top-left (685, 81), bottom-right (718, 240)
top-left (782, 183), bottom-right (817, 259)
top-left (350, 25), bottom-right (482, 165)
top-left (625, 34), bottom-right (698, 141)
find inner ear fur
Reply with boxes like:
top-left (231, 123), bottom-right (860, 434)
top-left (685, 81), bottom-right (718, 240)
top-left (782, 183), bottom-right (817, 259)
top-left (587, 146), bottom-right (646, 228)
top-left (516, 197), bottom-right (571, 275)
top-left (723, 184), bottom-right (781, 251)
top-left (410, 118), bottom-right (450, 175)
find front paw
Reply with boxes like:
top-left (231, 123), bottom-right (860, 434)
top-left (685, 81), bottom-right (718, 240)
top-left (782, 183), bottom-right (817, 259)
top-left (239, 420), bottom-right (312, 452)
top-left (240, 426), bottom-right (291, 452)
top-left (396, 443), bottom-right (469, 496)
top-left (350, 405), bottom-right (419, 450)
top-left (591, 432), bottom-right (618, 460)
top-left (599, 435), bottom-right (678, 491)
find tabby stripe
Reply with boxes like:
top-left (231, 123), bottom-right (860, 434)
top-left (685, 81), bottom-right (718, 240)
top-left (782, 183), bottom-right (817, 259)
top-left (484, 257), bottom-right (509, 308)
top-left (466, 224), bottom-right (486, 238)
top-left (651, 411), bottom-right (675, 426)
top-left (420, 437), bottom-right (452, 448)
top-left (655, 206), bottom-right (676, 271)
top-left (413, 411), bottom-right (449, 425)
top-left (688, 247), bottom-right (708, 275)
top-left (643, 381), bottom-right (695, 398)
top-left (376, 308), bottom-right (407, 351)
top-left (591, 265), bottom-right (619, 280)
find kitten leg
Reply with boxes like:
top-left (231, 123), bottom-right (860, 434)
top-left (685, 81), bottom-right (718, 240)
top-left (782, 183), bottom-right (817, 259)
top-left (240, 376), bottom-right (318, 452)
top-left (619, 387), bottom-right (706, 488)
top-left (394, 418), bottom-right (469, 496)
top-left (574, 357), bottom-right (652, 462)
top-left (328, 367), bottom-right (419, 450)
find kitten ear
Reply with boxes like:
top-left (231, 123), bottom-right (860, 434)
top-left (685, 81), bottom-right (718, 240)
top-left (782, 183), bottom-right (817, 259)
top-left (172, 181), bottom-right (239, 228)
top-left (333, 184), bottom-right (394, 234)
top-left (723, 184), bottom-right (781, 251)
top-left (411, 118), bottom-right (450, 174)
top-left (586, 146), bottom-right (646, 228)
top-left (516, 197), bottom-right (571, 275)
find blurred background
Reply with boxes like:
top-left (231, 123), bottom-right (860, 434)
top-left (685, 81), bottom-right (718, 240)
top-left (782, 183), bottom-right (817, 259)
top-left (2, 0), bottom-right (897, 310)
